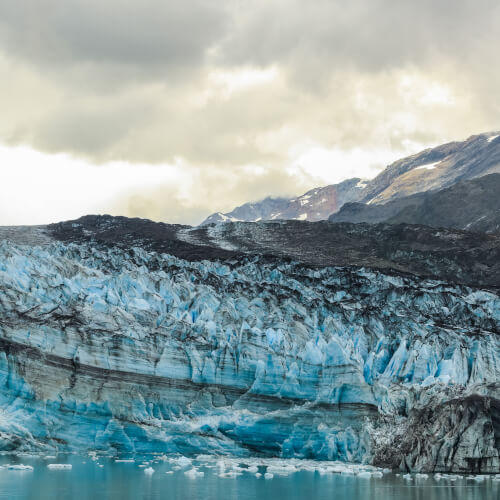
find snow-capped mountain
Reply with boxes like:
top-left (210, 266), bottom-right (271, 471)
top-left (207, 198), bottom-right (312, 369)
top-left (0, 215), bottom-right (500, 472)
top-left (358, 131), bottom-right (500, 205)
top-left (201, 178), bottom-right (366, 225)
top-left (202, 132), bottom-right (500, 224)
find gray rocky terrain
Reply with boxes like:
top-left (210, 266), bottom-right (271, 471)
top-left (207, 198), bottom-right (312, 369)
top-left (330, 173), bottom-right (500, 233)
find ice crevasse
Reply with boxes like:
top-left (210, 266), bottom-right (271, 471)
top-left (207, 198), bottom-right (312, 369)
top-left (0, 240), bottom-right (499, 472)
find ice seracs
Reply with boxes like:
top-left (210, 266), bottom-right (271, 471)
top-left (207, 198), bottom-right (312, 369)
top-left (0, 238), bottom-right (498, 472)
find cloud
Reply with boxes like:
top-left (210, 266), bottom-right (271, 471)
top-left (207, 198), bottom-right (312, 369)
top-left (0, 1), bottom-right (499, 224)
top-left (0, 0), bottom-right (228, 69)
top-left (112, 165), bottom-right (311, 225)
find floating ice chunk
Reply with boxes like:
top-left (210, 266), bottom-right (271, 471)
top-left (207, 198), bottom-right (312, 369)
top-left (264, 472), bottom-right (274, 479)
top-left (247, 465), bottom-right (258, 473)
top-left (165, 471), bottom-right (174, 474)
top-left (115, 459), bottom-right (135, 463)
top-left (47, 464), bottom-right (72, 470)
top-left (415, 473), bottom-right (428, 479)
top-left (218, 471), bottom-right (240, 478)
top-left (403, 474), bottom-right (413, 481)
top-left (357, 471), bottom-right (372, 478)
top-left (176, 456), bottom-right (192, 468)
top-left (144, 467), bottom-right (155, 475)
top-left (184, 468), bottom-right (204, 479)
top-left (372, 471), bottom-right (383, 478)
top-left (44, 456), bottom-right (57, 460)
top-left (341, 469), bottom-right (355, 475)
top-left (6, 464), bottom-right (34, 471)
top-left (266, 464), bottom-right (296, 476)
top-left (255, 473), bottom-right (262, 478)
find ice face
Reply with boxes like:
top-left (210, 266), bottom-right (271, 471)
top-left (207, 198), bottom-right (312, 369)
top-left (0, 240), bottom-right (499, 472)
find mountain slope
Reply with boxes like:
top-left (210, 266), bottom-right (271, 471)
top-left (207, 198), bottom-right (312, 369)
top-left (201, 178), bottom-right (366, 225)
top-left (201, 131), bottom-right (500, 224)
top-left (359, 132), bottom-right (500, 205)
top-left (330, 173), bottom-right (500, 233)
top-left (202, 196), bottom-right (290, 225)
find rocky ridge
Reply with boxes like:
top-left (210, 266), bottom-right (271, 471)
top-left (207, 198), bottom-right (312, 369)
top-left (330, 173), bottom-right (500, 233)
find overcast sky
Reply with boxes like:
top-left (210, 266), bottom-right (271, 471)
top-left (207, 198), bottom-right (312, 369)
top-left (1, 0), bottom-right (499, 225)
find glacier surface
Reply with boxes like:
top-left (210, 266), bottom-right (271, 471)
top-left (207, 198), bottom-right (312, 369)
top-left (0, 239), bottom-right (499, 472)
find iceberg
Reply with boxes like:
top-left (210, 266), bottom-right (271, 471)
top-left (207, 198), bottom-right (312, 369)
top-left (5, 464), bottom-right (34, 471)
top-left (47, 464), bottom-right (72, 470)
top-left (184, 468), bottom-right (204, 478)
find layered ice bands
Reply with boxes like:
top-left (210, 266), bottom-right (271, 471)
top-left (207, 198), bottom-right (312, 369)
top-left (0, 240), bottom-right (499, 472)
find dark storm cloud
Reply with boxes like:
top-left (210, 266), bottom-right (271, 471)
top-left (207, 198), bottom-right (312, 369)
top-left (221, 0), bottom-right (500, 70)
top-left (0, 0), bottom-right (228, 68)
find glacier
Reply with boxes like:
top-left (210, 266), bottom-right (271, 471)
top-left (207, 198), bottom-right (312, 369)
top-left (0, 236), bottom-right (499, 473)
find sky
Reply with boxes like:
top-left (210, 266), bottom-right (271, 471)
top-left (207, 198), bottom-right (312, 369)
top-left (0, 0), bottom-right (499, 225)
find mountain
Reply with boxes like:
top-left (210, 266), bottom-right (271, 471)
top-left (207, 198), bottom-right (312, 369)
top-left (202, 196), bottom-right (290, 225)
top-left (1, 215), bottom-right (500, 472)
top-left (201, 178), bottom-right (366, 225)
top-left (201, 131), bottom-right (500, 224)
top-left (330, 173), bottom-right (500, 233)
top-left (358, 131), bottom-right (500, 205)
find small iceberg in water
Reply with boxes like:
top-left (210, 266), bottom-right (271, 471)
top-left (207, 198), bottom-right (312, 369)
top-left (47, 464), bottom-right (72, 470)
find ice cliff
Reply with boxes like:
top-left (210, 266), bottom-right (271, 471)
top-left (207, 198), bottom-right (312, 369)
top-left (0, 221), bottom-right (499, 473)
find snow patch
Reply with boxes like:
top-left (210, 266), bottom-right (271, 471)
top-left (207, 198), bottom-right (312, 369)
top-left (414, 161), bottom-right (440, 171)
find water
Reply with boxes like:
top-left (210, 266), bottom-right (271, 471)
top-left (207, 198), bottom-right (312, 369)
top-left (0, 455), bottom-right (498, 500)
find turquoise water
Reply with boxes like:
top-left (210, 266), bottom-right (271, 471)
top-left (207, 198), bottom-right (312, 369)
top-left (0, 456), bottom-right (498, 500)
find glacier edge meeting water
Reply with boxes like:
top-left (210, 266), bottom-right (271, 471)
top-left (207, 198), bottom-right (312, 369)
top-left (0, 239), bottom-right (499, 473)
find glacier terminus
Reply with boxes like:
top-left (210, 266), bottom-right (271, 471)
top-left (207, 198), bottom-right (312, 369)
top-left (0, 216), bottom-right (499, 473)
